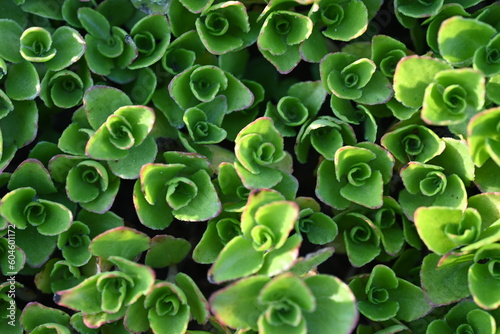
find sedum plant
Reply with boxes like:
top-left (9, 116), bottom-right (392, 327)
top-left (1, 1), bottom-right (500, 334)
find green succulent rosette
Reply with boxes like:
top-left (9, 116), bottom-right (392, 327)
top-left (421, 68), bottom-right (485, 133)
top-left (473, 33), bottom-right (500, 77)
top-left (18, 25), bottom-right (85, 70)
top-left (333, 212), bottom-right (381, 267)
top-left (19, 26), bottom-right (56, 62)
top-left (57, 221), bottom-right (92, 267)
top-left (320, 52), bottom-right (393, 105)
top-left (257, 10), bottom-right (313, 73)
top-left (128, 14), bottom-right (171, 69)
top-left (40, 68), bottom-right (93, 109)
top-left (211, 273), bottom-right (358, 334)
top-left (264, 81), bottom-right (328, 137)
top-left (371, 34), bottom-right (408, 79)
top-left (308, 0), bottom-right (368, 42)
top-left (381, 124), bottom-right (446, 165)
top-left (161, 30), bottom-right (217, 75)
top-left (349, 265), bottom-right (432, 322)
top-left (209, 189), bottom-right (301, 283)
top-left (295, 116), bottom-right (356, 163)
top-left (398, 162), bottom-right (467, 220)
top-left (82, 86), bottom-right (157, 179)
top-left (427, 300), bottom-right (497, 334)
top-left (196, 1), bottom-right (254, 55)
top-left (125, 273), bottom-right (209, 334)
top-left (169, 64), bottom-right (254, 112)
top-left (316, 142), bottom-right (394, 210)
top-left (78, 7), bottom-right (137, 77)
top-left (234, 117), bottom-right (291, 189)
top-left (56, 256), bottom-right (155, 328)
top-left (49, 155), bottom-right (120, 213)
top-left (134, 152), bottom-right (222, 229)
top-left (295, 197), bottom-right (338, 245)
top-left (469, 243), bottom-right (500, 309)
top-left (468, 106), bottom-right (500, 168)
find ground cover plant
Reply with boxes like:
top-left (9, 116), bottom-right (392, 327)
top-left (1, 0), bottom-right (500, 333)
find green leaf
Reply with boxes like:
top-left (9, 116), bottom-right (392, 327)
top-left (209, 236), bottom-right (265, 283)
top-left (77, 7), bottom-right (111, 40)
top-left (304, 274), bottom-right (358, 334)
top-left (420, 253), bottom-right (471, 306)
top-left (8, 159), bottom-right (56, 194)
top-left (46, 26), bottom-right (86, 71)
top-left (84, 86), bottom-right (132, 130)
top-left (210, 275), bottom-right (269, 330)
top-left (438, 16), bottom-right (496, 67)
top-left (90, 227), bottom-right (150, 260)
top-left (5, 61), bottom-right (40, 101)
top-left (145, 235), bottom-right (191, 268)
top-left (390, 279), bottom-right (432, 321)
top-left (20, 302), bottom-right (70, 332)
top-left (0, 19), bottom-right (23, 63)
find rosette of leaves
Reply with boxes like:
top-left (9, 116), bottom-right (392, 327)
top-left (354, 196), bottom-right (407, 256)
top-left (34, 258), bottom-right (88, 293)
top-left (333, 211), bottom-right (381, 267)
top-left (295, 197), bottom-right (338, 245)
top-left (209, 189), bottom-right (301, 283)
top-left (0, 187), bottom-right (72, 268)
top-left (381, 124), bottom-right (446, 165)
top-left (77, 7), bottom-right (137, 77)
top-left (211, 273), bottom-right (358, 334)
top-left (349, 265), bottom-right (432, 322)
top-left (316, 142), bottom-right (394, 210)
top-left (371, 34), bottom-right (409, 79)
top-left (195, 1), bottom-right (254, 55)
top-left (264, 81), bottom-right (328, 137)
top-left (320, 52), bottom-right (393, 105)
top-left (427, 300), bottom-right (497, 334)
top-left (414, 206), bottom-right (500, 256)
top-left (193, 211), bottom-right (242, 264)
top-left (468, 107), bottom-right (500, 192)
top-left (257, 10), bottom-right (313, 73)
top-left (56, 256), bottom-right (155, 329)
top-left (234, 117), bottom-right (293, 189)
top-left (421, 68), bottom-right (485, 133)
top-left (438, 16), bottom-right (496, 67)
top-left (178, 96), bottom-right (228, 149)
top-left (161, 30), bottom-right (217, 75)
top-left (134, 152), bottom-right (222, 229)
top-left (214, 161), bottom-right (298, 212)
top-left (125, 273), bottom-right (209, 334)
top-left (468, 106), bottom-right (500, 167)
top-left (14, 23), bottom-right (85, 71)
top-left (49, 155), bottom-right (120, 213)
top-left (308, 0), bottom-right (368, 42)
top-left (473, 33), bottom-right (500, 77)
top-left (40, 67), bottom-right (93, 109)
top-left (398, 162), bottom-right (467, 220)
top-left (468, 243), bottom-right (500, 309)
top-left (57, 221), bottom-right (92, 267)
top-left (20, 302), bottom-right (72, 333)
top-left (82, 86), bottom-right (157, 179)
top-left (169, 64), bottom-right (254, 113)
top-left (295, 116), bottom-right (356, 163)
top-left (128, 14), bottom-right (171, 69)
